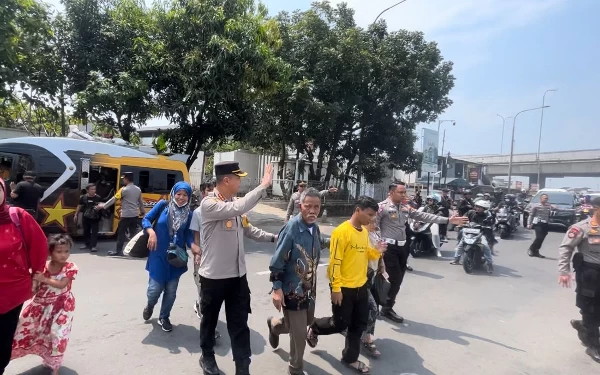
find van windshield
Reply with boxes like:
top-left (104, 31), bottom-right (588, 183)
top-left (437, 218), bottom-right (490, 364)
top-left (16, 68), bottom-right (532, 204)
top-left (531, 192), bottom-right (575, 206)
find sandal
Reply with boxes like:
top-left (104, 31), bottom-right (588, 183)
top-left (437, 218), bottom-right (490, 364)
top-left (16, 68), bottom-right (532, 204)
top-left (362, 341), bottom-right (381, 358)
top-left (306, 327), bottom-right (318, 348)
top-left (342, 360), bottom-right (370, 374)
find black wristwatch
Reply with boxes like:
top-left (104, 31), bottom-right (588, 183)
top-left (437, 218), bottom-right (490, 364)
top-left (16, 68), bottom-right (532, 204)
top-left (271, 235), bottom-right (275, 243)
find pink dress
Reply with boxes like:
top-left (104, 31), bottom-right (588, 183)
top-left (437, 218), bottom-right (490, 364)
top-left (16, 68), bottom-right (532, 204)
top-left (11, 262), bottom-right (78, 370)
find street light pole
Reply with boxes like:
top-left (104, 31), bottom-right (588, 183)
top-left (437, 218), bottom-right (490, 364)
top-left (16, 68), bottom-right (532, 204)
top-left (507, 106), bottom-right (550, 192)
top-left (496, 114), bottom-right (512, 155)
top-left (536, 89), bottom-right (557, 188)
top-left (373, 0), bottom-right (409, 23)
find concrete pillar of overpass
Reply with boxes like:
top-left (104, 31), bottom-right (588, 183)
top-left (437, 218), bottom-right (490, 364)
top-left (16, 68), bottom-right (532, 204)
top-left (528, 174), bottom-right (547, 190)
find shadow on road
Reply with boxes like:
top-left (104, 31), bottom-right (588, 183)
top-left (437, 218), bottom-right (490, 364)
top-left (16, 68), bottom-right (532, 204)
top-left (408, 269), bottom-right (445, 280)
top-left (16, 365), bottom-right (79, 375)
top-left (141, 320), bottom-right (201, 354)
top-left (393, 321), bottom-right (525, 352)
top-left (273, 348), bottom-right (337, 375)
top-left (372, 338), bottom-right (436, 375)
top-left (491, 264), bottom-right (523, 278)
top-left (213, 322), bottom-right (267, 358)
top-left (310, 349), bottom-right (362, 374)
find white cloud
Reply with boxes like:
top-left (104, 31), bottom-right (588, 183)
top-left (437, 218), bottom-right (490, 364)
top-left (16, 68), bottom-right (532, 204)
top-left (331, 0), bottom-right (566, 42)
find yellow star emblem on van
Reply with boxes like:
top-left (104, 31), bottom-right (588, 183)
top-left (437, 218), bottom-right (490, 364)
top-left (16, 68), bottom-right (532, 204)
top-left (41, 194), bottom-right (76, 229)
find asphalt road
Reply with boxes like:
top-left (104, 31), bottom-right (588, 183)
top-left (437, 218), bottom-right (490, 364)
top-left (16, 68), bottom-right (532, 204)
top-left (6, 216), bottom-right (597, 375)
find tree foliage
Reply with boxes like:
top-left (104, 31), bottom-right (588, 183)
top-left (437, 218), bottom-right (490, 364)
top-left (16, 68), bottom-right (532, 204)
top-left (1, 0), bottom-right (454, 186)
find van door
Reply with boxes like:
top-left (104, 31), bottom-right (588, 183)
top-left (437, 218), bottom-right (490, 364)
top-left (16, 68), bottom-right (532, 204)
top-left (87, 162), bottom-right (120, 234)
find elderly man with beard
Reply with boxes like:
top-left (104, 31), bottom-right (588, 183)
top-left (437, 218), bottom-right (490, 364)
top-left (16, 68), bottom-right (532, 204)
top-left (267, 187), bottom-right (323, 375)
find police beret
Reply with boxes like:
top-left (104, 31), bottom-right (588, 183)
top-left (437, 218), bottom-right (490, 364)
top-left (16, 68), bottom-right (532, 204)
top-left (214, 161), bottom-right (248, 177)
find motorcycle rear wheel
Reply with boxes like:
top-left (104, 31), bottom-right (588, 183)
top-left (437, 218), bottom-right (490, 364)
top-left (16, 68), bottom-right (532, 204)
top-left (409, 241), bottom-right (421, 258)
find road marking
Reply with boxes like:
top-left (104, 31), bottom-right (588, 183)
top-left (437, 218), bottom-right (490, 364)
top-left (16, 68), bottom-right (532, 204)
top-left (255, 263), bottom-right (329, 276)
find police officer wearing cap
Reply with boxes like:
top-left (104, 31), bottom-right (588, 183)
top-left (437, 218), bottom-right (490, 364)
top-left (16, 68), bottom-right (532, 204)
top-left (558, 196), bottom-right (600, 363)
top-left (98, 171), bottom-right (145, 256)
top-left (376, 182), bottom-right (468, 323)
top-left (199, 161), bottom-right (277, 375)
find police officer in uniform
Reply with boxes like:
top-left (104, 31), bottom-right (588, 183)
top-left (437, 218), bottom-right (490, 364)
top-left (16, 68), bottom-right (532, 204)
top-left (558, 196), bottom-right (600, 363)
top-left (376, 182), bottom-right (468, 322)
top-left (439, 188), bottom-right (452, 242)
top-left (527, 193), bottom-right (554, 258)
top-left (284, 181), bottom-right (337, 223)
top-left (199, 162), bottom-right (277, 375)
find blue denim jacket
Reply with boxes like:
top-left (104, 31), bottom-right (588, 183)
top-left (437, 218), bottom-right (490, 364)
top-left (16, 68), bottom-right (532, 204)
top-left (269, 214), bottom-right (322, 310)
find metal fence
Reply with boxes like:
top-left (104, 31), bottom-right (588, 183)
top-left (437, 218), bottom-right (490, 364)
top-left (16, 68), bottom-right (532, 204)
top-left (235, 178), bottom-right (388, 202)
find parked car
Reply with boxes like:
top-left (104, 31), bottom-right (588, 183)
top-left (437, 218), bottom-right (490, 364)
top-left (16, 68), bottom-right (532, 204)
top-left (523, 190), bottom-right (579, 229)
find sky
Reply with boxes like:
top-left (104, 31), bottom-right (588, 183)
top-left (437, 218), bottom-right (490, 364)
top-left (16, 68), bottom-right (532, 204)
top-left (44, 0), bottom-right (600, 189)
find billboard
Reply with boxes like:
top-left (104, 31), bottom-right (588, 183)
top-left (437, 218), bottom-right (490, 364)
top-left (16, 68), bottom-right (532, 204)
top-left (421, 128), bottom-right (439, 174)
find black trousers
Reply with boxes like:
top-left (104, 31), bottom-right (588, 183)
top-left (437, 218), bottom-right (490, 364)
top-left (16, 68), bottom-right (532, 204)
top-left (200, 275), bottom-right (251, 363)
top-left (383, 243), bottom-right (408, 309)
top-left (529, 223), bottom-right (549, 252)
top-left (116, 217), bottom-right (139, 253)
top-left (310, 284), bottom-right (369, 363)
top-left (82, 217), bottom-right (100, 248)
top-left (0, 304), bottom-right (23, 375)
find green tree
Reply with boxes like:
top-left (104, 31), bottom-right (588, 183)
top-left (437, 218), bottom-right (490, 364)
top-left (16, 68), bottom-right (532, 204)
top-left (72, 0), bottom-right (155, 142)
top-left (152, 0), bottom-right (283, 169)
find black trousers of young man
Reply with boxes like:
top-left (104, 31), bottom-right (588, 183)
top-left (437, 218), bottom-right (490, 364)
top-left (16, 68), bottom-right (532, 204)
top-left (115, 216), bottom-right (139, 254)
top-left (382, 243), bottom-right (409, 309)
top-left (200, 275), bottom-right (251, 367)
top-left (310, 283), bottom-right (369, 364)
top-left (82, 217), bottom-right (100, 248)
top-left (529, 223), bottom-right (549, 256)
top-left (0, 304), bottom-right (23, 375)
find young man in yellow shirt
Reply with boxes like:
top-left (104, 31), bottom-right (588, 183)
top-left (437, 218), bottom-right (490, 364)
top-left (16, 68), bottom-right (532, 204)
top-left (306, 196), bottom-right (386, 374)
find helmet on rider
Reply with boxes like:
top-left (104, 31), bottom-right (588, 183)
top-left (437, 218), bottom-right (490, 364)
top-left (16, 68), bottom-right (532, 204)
top-left (426, 195), bottom-right (438, 203)
top-left (476, 193), bottom-right (483, 198)
top-left (475, 200), bottom-right (491, 211)
top-left (464, 189), bottom-right (472, 196)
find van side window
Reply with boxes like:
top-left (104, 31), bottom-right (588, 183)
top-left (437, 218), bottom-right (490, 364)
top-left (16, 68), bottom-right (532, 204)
top-left (121, 165), bottom-right (183, 194)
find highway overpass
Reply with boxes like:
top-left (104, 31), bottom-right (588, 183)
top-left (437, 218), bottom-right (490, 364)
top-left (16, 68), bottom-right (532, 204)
top-left (456, 149), bottom-right (600, 188)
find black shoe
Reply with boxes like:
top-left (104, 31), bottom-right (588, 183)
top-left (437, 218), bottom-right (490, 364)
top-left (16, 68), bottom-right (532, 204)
top-left (143, 305), bottom-right (153, 321)
top-left (585, 346), bottom-right (600, 363)
top-left (108, 250), bottom-right (123, 256)
top-left (381, 308), bottom-right (404, 323)
top-left (158, 318), bottom-right (173, 332)
top-left (194, 301), bottom-right (201, 319)
top-left (235, 358), bottom-right (251, 375)
top-left (200, 355), bottom-right (220, 375)
top-left (528, 249), bottom-right (534, 257)
top-left (267, 317), bottom-right (279, 349)
top-left (571, 320), bottom-right (590, 347)
top-left (407, 265), bottom-right (414, 272)
top-left (486, 263), bottom-right (494, 274)
top-left (536, 253), bottom-right (546, 259)
top-left (450, 259), bottom-right (461, 265)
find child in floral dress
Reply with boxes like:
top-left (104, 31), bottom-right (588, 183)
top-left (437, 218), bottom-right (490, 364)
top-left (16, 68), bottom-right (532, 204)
top-left (11, 234), bottom-right (78, 375)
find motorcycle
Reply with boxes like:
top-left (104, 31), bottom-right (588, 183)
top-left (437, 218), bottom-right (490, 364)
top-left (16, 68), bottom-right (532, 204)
top-left (461, 223), bottom-right (494, 274)
top-left (495, 207), bottom-right (513, 239)
top-left (409, 208), bottom-right (442, 257)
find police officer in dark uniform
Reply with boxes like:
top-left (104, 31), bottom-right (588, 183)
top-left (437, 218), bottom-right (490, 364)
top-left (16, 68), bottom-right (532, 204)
top-left (457, 189), bottom-right (474, 216)
top-left (559, 196), bottom-right (600, 363)
top-left (439, 188), bottom-right (452, 242)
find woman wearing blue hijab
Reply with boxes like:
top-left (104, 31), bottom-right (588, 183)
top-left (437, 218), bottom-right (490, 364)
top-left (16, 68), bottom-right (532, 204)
top-left (141, 181), bottom-right (194, 332)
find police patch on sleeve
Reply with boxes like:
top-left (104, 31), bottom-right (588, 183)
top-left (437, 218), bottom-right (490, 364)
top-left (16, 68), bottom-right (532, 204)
top-left (568, 227), bottom-right (580, 239)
